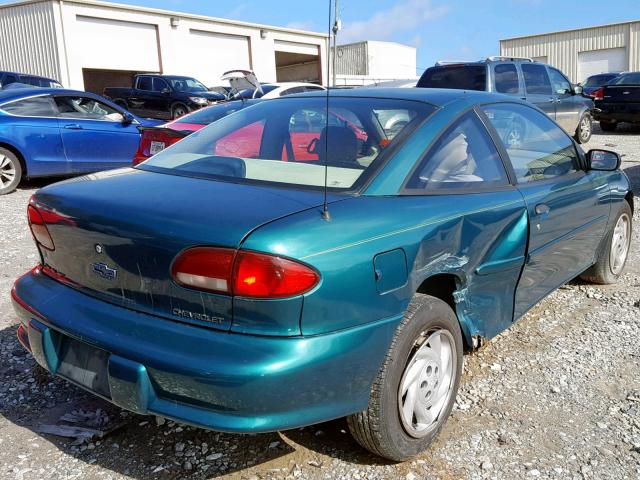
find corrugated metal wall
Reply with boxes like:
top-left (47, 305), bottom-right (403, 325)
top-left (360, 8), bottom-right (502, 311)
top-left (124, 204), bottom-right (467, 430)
top-left (500, 22), bottom-right (640, 82)
top-left (336, 41), bottom-right (368, 76)
top-left (0, 1), bottom-right (62, 82)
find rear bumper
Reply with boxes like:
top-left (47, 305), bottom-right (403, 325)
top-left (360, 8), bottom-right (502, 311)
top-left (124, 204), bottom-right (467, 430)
top-left (11, 268), bottom-right (399, 433)
top-left (593, 103), bottom-right (640, 123)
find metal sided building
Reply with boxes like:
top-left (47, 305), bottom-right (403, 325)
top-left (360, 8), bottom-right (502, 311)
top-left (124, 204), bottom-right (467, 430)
top-left (500, 20), bottom-right (640, 83)
top-left (0, 0), bottom-right (329, 93)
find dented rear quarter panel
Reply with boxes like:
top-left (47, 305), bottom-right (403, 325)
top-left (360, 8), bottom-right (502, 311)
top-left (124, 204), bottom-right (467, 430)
top-left (241, 191), bottom-right (529, 342)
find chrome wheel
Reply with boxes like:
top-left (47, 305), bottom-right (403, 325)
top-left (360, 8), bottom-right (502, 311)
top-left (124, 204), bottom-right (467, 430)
top-left (610, 213), bottom-right (631, 275)
top-left (0, 154), bottom-right (16, 189)
top-left (398, 329), bottom-right (456, 438)
top-left (580, 116), bottom-right (592, 142)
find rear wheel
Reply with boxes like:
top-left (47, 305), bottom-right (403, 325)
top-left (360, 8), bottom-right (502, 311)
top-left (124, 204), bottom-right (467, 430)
top-left (574, 113), bottom-right (592, 144)
top-left (347, 294), bottom-right (463, 461)
top-left (581, 201), bottom-right (632, 284)
top-left (172, 103), bottom-right (189, 119)
top-left (600, 120), bottom-right (618, 132)
top-left (0, 147), bottom-right (22, 195)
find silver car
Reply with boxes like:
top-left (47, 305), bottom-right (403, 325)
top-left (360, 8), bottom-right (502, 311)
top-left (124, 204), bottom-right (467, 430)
top-left (417, 57), bottom-right (594, 144)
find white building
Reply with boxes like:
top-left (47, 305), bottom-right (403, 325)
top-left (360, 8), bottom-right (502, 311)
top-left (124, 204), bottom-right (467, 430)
top-left (334, 41), bottom-right (418, 87)
top-left (500, 20), bottom-right (640, 83)
top-left (0, 0), bottom-right (329, 93)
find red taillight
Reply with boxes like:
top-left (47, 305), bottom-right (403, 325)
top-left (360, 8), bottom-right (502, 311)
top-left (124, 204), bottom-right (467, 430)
top-left (27, 199), bottom-right (55, 251)
top-left (592, 87), bottom-right (604, 100)
top-left (233, 251), bottom-right (319, 298)
top-left (171, 247), bottom-right (320, 298)
top-left (133, 127), bottom-right (187, 165)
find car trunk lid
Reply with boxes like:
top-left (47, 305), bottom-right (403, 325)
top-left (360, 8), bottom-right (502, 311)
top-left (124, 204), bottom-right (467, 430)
top-left (33, 168), bottom-right (336, 331)
top-left (603, 85), bottom-right (640, 103)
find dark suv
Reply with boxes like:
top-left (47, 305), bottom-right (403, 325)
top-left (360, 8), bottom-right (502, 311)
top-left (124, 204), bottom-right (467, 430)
top-left (417, 57), bottom-right (594, 143)
top-left (0, 71), bottom-right (62, 89)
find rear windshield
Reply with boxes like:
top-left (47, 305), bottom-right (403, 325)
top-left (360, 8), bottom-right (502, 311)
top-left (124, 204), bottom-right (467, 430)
top-left (610, 73), bottom-right (640, 85)
top-left (583, 74), bottom-right (618, 87)
top-left (417, 65), bottom-right (487, 91)
top-left (173, 101), bottom-right (250, 126)
top-left (139, 97), bottom-right (435, 190)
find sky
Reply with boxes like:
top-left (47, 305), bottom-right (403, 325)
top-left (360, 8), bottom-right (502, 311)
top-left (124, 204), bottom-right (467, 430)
top-left (7, 0), bottom-right (638, 75)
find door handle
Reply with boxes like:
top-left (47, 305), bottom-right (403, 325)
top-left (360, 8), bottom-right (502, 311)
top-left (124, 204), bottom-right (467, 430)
top-left (535, 203), bottom-right (550, 215)
top-left (63, 124), bottom-right (83, 130)
top-left (549, 98), bottom-right (556, 102)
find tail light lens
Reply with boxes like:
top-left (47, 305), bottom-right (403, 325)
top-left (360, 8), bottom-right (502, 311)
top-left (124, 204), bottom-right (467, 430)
top-left (171, 247), bottom-right (235, 294)
top-left (133, 127), bottom-right (187, 166)
top-left (27, 199), bottom-right (55, 251)
top-left (592, 87), bottom-right (604, 100)
top-left (171, 247), bottom-right (320, 298)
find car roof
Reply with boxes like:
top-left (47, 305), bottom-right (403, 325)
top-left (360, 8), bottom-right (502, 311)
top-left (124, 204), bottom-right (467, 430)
top-left (295, 87), bottom-right (519, 108)
top-left (0, 88), bottom-right (99, 104)
top-left (0, 70), bottom-right (58, 81)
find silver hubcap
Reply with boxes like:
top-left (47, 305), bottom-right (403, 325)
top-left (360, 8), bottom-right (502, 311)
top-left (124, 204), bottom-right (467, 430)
top-left (0, 155), bottom-right (16, 188)
top-left (610, 213), bottom-right (630, 275)
top-left (174, 107), bottom-right (186, 118)
top-left (580, 117), bottom-right (591, 140)
top-left (398, 329), bottom-right (456, 438)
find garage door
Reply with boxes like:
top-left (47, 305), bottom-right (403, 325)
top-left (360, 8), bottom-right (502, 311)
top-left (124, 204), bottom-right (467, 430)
top-left (578, 48), bottom-right (627, 83)
top-left (274, 40), bottom-right (320, 83)
top-left (184, 30), bottom-right (251, 87)
top-left (73, 16), bottom-right (160, 72)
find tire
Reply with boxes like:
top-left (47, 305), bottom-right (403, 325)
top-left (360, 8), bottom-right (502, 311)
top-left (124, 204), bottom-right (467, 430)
top-left (0, 147), bottom-right (23, 195)
top-left (171, 103), bottom-right (189, 119)
top-left (600, 120), bottom-right (618, 132)
top-left (581, 201), bottom-right (632, 284)
top-left (574, 113), bottom-right (592, 144)
top-left (347, 294), bottom-right (463, 461)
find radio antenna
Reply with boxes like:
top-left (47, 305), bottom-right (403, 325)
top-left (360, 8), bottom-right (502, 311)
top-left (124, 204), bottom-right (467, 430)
top-left (321, 0), bottom-right (334, 221)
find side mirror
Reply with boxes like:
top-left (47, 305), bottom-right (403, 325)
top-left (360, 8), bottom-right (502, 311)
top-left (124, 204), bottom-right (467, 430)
top-left (587, 149), bottom-right (621, 171)
top-left (122, 112), bottom-right (135, 125)
top-left (573, 85), bottom-right (583, 95)
top-left (161, 88), bottom-right (171, 95)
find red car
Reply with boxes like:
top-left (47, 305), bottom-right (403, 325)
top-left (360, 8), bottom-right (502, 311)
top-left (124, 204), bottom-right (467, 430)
top-left (133, 99), bottom-right (370, 165)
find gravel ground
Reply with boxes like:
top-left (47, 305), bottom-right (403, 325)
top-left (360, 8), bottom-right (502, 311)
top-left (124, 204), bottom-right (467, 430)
top-left (1, 124), bottom-right (640, 480)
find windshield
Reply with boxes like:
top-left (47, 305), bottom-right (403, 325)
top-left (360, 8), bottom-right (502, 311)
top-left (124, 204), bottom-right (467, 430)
top-left (610, 73), bottom-right (640, 85)
top-left (168, 77), bottom-right (208, 92)
top-left (173, 101), bottom-right (252, 126)
top-left (417, 65), bottom-right (487, 91)
top-left (139, 97), bottom-right (435, 190)
top-left (583, 74), bottom-right (618, 87)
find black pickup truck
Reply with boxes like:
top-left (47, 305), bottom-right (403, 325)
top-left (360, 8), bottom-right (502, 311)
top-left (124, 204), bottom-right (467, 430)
top-left (593, 71), bottom-right (640, 131)
top-left (103, 74), bottom-right (225, 120)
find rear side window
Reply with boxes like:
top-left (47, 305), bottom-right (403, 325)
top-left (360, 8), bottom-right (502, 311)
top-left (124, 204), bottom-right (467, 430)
top-left (405, 111), bottom-right (509, 191)
top-left (1, 96), bottom-right (57, 116)
top-left (137, 76), bottom-right (152, 91)
top-left (417, 65), bottom-right (487, 91)
top-left (521, 64), bottom-right (552, 95)
top-left (611, 73), bottom-right (640, 85)
top-left (482, 103), bottom-right (578, 183)
top-left (494, 64), bottom-right (519, 94)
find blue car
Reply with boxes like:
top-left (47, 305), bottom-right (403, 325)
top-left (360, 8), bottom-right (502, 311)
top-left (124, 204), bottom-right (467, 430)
top-left (12, 89), bottom-right (632, 461)
top-left (0, 88), bottom-right (159, 194)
